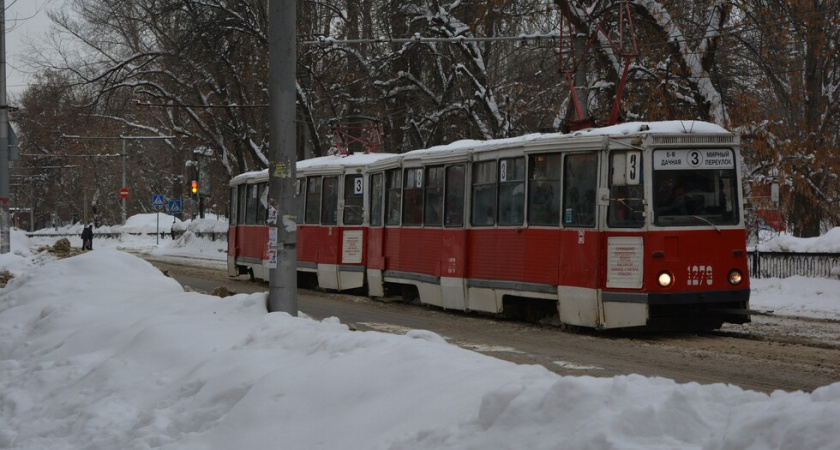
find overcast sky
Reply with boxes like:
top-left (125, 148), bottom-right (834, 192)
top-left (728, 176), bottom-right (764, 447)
top-left (5, 0), bottom-right (60, 98)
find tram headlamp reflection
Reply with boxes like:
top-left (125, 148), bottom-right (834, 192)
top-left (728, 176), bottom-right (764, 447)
top-left (728, 269), bottom-right (743, 285)
top-left (657, 271), bottom-right (674, 288)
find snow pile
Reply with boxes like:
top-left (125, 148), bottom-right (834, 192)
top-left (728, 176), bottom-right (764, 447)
top-left (757, 227), bottom-right (840, 253)
top-left (0, 245), bottom-right (839, 449)
top-left (120, 213), bottom-right (186, 233)
top-left (178, 214), bottom-right (229, 233)
top-left (749, 276), bottom-right (840, 319)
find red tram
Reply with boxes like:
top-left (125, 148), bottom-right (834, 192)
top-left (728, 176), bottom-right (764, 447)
top-left (228, 121), bottom-right (750, 330)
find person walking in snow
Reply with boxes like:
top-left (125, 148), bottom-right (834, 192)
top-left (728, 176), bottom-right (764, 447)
top-left (81, 224), bottom-right (94, 250)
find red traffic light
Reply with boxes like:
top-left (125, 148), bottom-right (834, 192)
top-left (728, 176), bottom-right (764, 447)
top-left (191, 180), bottom-right (198, 194)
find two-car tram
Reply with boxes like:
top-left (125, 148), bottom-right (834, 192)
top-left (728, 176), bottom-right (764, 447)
top-left (228, 121), bottom-right (750, 330)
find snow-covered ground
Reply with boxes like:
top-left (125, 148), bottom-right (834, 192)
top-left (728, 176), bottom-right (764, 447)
top-left (1, 215), bottom-right (839, 449)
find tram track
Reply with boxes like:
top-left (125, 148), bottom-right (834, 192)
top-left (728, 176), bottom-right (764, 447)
top-left (149, 259), bottom-right (840, 394)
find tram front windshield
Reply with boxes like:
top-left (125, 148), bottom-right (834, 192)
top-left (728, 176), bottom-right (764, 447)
top-left (652, 149), bottom-right (740, 227)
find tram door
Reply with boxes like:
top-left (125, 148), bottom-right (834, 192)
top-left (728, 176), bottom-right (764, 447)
top-left (557, 152), bottom-right (602, 327)
top-left (337, 173), bottom-right (366, 291)
top-left (316, 175), bottom-right (342, 290)
top-left (364, 170), bottom-right (391, 297)
top-left (439, 164), bottom-right (468, 310)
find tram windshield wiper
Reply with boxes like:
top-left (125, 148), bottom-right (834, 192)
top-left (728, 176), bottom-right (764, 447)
top-left (691, 215), bottom-right (721, 233)
top-left (615, 197), bottom-right (644, 212)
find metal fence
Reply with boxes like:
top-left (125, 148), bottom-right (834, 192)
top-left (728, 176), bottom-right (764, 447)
top-left (27, 231), bottom-right (228, 242)
top-left (748, 251), bottom-right (840, 279)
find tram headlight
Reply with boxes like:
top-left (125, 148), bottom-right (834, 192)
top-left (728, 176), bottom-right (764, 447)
top-left (657, 271), bottom-right (674, 288)
top-left (728, 269), bottom-right (744, 286)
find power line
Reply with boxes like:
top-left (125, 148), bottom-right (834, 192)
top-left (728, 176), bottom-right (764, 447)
top-left (302, 33), bottom-right (561, 46)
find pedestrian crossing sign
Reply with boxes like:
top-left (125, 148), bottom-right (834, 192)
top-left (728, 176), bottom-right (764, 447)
top-left (168, 200), bottom-right (182, 214)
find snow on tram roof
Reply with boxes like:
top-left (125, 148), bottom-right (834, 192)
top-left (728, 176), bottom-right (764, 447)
top-left (230, 152), bottom-right (398, 185)
top-left (231, 121), bottom-right (729, 184)
top-left (575, 120), bottom-right (729, 136)
top-left (296, 152), bottom-right (398, 170)
top-left (401, 120), bottom-right (730, 158)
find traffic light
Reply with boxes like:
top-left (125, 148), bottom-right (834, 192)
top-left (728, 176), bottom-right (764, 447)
top-left (191, 180), bottom-right (198, 194)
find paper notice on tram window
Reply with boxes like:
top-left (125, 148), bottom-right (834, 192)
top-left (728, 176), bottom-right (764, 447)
top-left (342, 230), bottom-right (363, 264)
top-left (267, 249), bottom-right (278, 269)
top-left (606, 236), bottom-right (644, 289)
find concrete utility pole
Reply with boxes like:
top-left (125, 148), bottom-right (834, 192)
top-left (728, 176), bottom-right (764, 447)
top-left (0, 0), bottom-right (11, 253)
top-left (267, 0), bottom-right (298, 315)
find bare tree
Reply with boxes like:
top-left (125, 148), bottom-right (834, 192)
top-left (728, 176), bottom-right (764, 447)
top-left (728, 0), bottom-right (840, 236)
top-left (17, 0), bottom-right (840, 236)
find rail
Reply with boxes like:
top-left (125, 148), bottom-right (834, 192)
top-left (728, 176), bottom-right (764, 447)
top-left (748, 251), bottom-right (840, 279)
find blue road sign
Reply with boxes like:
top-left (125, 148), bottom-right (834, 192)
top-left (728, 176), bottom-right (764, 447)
top-left (168, 200), bottom-right (182, 214)
top-left (152, 194), bottom-right (165, 207)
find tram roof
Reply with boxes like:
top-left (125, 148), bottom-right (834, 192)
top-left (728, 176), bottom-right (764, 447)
top-left (230, 152), bottom-right (399, 185)
top-left (400, 120), bottom-right (730, 159)
top-left (231, 121), bottom-right (730, 185)
top-left (297, 152), bottom-right (399, 171)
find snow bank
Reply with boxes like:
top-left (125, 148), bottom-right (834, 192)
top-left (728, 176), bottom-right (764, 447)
top-left (1, 249), bottom-right (838, 449)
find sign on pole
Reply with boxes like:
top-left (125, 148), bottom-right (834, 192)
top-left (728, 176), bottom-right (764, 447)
top-left (152, 194), bottom-right (165, 208)
top-left (167, 200), bottom-right (182, 214)
top-left (119, 187), bottom-right (130, 199)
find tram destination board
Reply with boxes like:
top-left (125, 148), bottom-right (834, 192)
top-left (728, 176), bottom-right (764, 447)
top-left (653, 149), bottom-right (734, 170)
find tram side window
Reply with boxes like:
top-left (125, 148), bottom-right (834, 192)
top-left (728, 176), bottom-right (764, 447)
top-left (295, 179), bottom-right (304, 224)
top-left (321, 176), bottom-right (338, 225)
top-left (238, 183), bottom-right (247, 226)
top-left (471, 161), bottom-right (497, 226)
top-left (608, 152), bottom-right (645, 228)
top-left (257, 182), bottom-right (268, 223)
top-left (229, 187), bottom-right (238, 225)
top-left (305, 177), bottom-right (321, 224)
top-left (562, 153), bottom-right (598, 227)
top-left (528, 154), bottom-right (562, 226)
top-left (425, 166), bottom-right (444, 227)
top-left (385, 169), bottom-right (402, 225)
top-left (246, 183), bottom-right (259, 224)
top-left (445, 164), bottom-right (465, 227)
top-left (369, 173), bottom-right (384, 226)
top-left (402, 168), bottom-right (424, 226)
top-left (343, 175), bottom-right (364, 225)
top-left (498, 157), bottom-right (525, 226)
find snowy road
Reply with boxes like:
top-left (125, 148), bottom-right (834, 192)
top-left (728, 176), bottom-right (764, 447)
top-left (153, 260), bottom-right (840, 393)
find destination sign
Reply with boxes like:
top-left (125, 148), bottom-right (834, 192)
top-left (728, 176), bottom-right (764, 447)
top-left (653, 149), bottom-right (734, 170)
